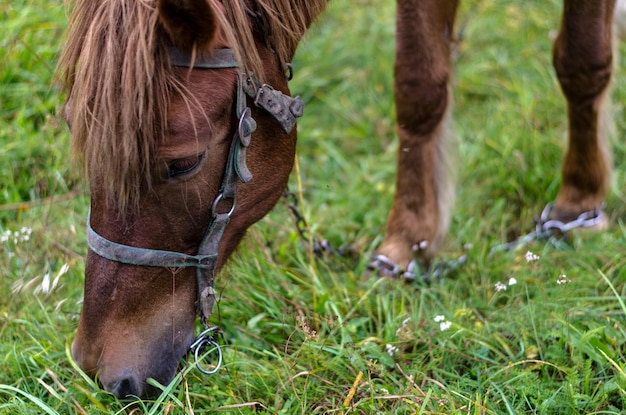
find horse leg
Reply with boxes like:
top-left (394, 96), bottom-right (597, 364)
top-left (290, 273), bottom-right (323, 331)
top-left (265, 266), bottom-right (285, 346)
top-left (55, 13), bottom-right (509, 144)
top-left (377, 0), bottom-right (459, 270)
top-left (551, 0), bottom-right (615, 223)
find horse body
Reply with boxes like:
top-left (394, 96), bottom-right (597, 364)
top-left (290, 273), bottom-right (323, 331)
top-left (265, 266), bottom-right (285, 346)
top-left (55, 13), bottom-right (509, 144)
top-left (58, 0), bottom-right (616, 399)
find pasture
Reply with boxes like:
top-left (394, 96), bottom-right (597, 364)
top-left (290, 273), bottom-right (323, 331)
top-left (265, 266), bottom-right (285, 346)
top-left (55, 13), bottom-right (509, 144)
top-left (1, 0), bottom-right (626, 413)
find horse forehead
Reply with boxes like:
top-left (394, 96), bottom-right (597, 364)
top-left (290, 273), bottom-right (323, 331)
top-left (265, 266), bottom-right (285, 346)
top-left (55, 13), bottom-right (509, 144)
top-left (160, 69), bottom-right (238, 154)
top-left (171, 68), bottom-right (238, 107)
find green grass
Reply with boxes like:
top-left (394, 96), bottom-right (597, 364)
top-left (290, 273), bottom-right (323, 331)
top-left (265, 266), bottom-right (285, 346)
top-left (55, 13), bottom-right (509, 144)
top-left (2, 0), bottom-right (626, 413)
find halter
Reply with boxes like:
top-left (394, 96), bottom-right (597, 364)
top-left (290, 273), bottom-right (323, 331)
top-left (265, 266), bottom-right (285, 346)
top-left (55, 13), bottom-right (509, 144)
top-left (86, 47), bottom-right (304, 374)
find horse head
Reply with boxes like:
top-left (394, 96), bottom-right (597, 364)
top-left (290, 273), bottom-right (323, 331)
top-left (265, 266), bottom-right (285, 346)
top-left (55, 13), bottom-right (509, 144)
top-left (60, 0), bottom-right (324, 398)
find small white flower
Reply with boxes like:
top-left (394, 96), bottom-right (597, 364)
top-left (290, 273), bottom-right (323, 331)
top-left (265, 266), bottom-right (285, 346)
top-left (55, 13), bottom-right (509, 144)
top-left (525, 251), bottom-right (540, 263)
top-left (385, 343), bottom-right (399, 356)
top-left (557, 274), bottom-right (571, 285)
top-left (434, 315), bottom-right (446, 322)
top-left (1, 227), bottom-right (33, 244)
top-left (20, 228), bottom-right (32, 242)
top-left (508, 277), bottom-right (517, 286)
top-left (439, 321), bottom-right (452, 331)
top-left (495, 282), bottom-right (507, 292)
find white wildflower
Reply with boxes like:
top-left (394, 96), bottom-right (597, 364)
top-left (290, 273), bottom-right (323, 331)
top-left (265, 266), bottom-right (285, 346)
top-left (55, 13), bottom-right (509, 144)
top-left (525, 251), bottom-right (540, 263)
top-left (434, 315), bottom-right (446, 322)
top-left (385, 343), bottom-right (399, 357)
top-left (20, 227), bottom-right (32, 241)
top-left (439, 321), bottom-right (452, 331)
top-left (508, 277), bottom-right (517, 286)
top-left (557, 274), bottom-right (571, 285)
top-left (1, 227), bottom-right (33, 244)
top-left (495, 282), bottom-right (507, 292)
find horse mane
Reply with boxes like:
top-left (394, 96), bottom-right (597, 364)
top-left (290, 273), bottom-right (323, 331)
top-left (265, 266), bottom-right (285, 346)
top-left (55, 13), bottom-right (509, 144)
top-left (57, 0), bottom-right (327, 212)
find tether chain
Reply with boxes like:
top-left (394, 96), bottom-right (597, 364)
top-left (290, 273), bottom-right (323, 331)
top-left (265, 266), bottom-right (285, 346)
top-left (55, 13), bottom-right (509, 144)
top-left (284, 197), bottom-right (606, 282)
top-left (488, 202), bottom-right (606, 255)
top-left (283, 190), bottom-right (357, 258)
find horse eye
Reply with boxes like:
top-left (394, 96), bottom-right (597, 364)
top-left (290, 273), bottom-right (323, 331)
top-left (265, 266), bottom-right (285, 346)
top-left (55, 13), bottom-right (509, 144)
top-left (167, 153), bottom-right (205, 178)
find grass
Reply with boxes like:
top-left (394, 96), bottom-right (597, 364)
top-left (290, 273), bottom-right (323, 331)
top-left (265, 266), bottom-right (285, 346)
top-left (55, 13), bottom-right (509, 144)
top-left (1, 0), bottom-right (626, 413)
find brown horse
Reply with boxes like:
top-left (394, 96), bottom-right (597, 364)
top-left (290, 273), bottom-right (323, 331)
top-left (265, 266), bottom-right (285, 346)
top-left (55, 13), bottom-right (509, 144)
top-left (57, 0), bottom-right (615, 399)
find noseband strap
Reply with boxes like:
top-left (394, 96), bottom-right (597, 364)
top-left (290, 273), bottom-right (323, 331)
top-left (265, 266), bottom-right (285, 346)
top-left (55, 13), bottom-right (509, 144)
top-left (87, 216), bottom-right (216, 269)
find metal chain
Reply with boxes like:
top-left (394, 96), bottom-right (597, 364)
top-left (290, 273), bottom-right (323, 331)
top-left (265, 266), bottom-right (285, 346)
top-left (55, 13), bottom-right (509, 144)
top-left (368, 253), bottom-right (468, 282)
top-left (489, 202), bottom-right (606, 255)
top-left (283, 190), bottom-right (356, 258)
top-left (282, 189), bottom-right (464, 280)
top-left (283, 195), bottom-right (606, 282)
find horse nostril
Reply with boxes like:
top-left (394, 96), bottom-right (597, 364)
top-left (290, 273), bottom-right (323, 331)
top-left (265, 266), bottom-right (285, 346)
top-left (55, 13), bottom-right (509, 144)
top-left (106, 373), bottom-right (142, 399)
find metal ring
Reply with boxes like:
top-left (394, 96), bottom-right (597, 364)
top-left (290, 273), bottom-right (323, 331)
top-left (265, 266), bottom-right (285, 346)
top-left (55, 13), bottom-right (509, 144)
top-left (211, 193), bottom-right (236, 217)
top-left (190, 326), bottom-right (223, 375)
top-left (193, 338), bottom-right (223, 375)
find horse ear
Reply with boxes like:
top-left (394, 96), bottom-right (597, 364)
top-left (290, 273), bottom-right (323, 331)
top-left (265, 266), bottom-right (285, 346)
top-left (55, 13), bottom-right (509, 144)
top-left (157, 0), bottom-right (217, 53)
